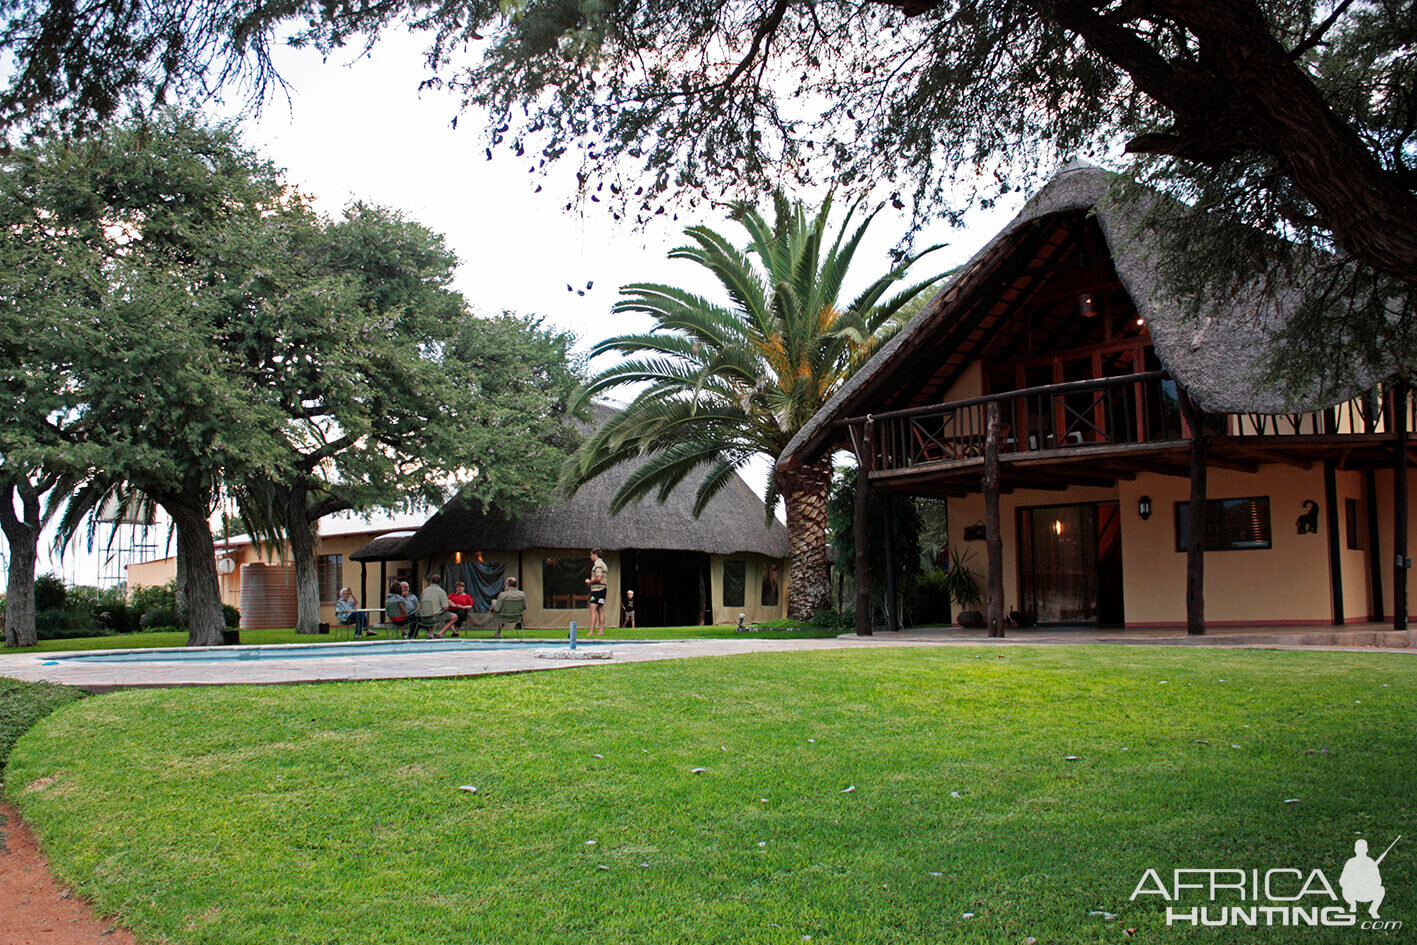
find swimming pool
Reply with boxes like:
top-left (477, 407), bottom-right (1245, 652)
top-left (47, 638), bottom-right (614, 664)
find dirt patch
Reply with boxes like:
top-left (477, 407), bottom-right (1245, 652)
top-left (0, 801), bottom-right (141, 945)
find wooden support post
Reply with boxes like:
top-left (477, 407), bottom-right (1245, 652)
top-left (1364, 392), bottom-right (1385, 621)
top-left (1396, 382), bottom-right (1410, 632)
top-left (1179, 391), bottom-right (1207, 636)
top-left (1323, 459), bottom-right (1344, 625)
top-left (984, 402), bottom-right (1005, 638)
top-left (1365, 469), bottom-right (1386, 621)
top-left (360, 562), bottom-right (368, 614)
top-left (882, 494), bottom-right (900, 632)
top-left (854, 421), bottom-right (874, 637)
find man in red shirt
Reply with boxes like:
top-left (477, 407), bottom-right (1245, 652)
top-left (448, 580), bottom-right (478, 633)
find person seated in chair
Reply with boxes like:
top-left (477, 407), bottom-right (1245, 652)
top-left (336, 587), bottom-right (374, 637)
top-left (385, 580), bottom-right (420, 637)
top-left (447, 581), bottom-right (477, 632)
top-left (490, 577), bottom-right (527, 639)
top-left (421, 574), bottom-right (460, 638)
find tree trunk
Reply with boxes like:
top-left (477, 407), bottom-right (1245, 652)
top-left (778, 454), bottom-right (834, 621)
top-left (284, 484), bottom-right (323, 635)
top-left (1, 477), bottom-right (46, 648)
top-left (160, 493), bottom-right (226, 646)
top-left (174, 547), bottom-right (188, 626)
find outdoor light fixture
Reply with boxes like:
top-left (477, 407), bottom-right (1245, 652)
top-left (1139, 496), bottom-right (1153, 520)
top-left (1079, 293), bottom-right (1100, 318)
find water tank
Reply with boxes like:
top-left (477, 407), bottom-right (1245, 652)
top-left (238, 563), bottom-right (298, 629)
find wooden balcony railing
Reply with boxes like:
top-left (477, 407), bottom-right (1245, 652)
top-left (841, 371), bottom-right (1410, 475)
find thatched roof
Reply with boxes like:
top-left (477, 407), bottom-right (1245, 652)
top-left (781, 165), bottom-right (1393, 470)
top-left (355, 406), bottom-right (788, 562)
top-left (348, 533), bottom-right (415, 562)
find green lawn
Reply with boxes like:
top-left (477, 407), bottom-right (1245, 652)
top-left (4, 646), bottom-right (1412, 944)
top-left (7, 623), bottom-right (841, 653)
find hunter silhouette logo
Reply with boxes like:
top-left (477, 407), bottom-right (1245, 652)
top-left (1130, 834), bottom-right (1402, 930)
top-left (1341, 836), bottom-right (1399, 919)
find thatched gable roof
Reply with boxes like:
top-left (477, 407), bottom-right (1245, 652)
top-left (394, 469), bottom-right (783, 560)
top-left (355, 403), bottom-right (787, 562)
top-left (780, 165), bottom-right (1392, 470)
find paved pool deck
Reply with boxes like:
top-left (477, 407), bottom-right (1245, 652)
top-left (1, 623), bottom-right (1412, 692)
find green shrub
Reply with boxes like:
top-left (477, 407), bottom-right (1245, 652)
top-left (132, 582), bottom-right (182, 631)
top-left (35, 608), bottom-right (109, 640)
top-left (95, 599), bottom-right (137, 634)
top-left (223, 604), bottom-right (241, 628)
top-left (33, 573), bottom-right (67, 611)
top-left (140, 605), bottom-right (178, 630)
top-left (0, 678), bottom-right (86, 779)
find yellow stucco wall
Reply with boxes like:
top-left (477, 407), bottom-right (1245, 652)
top-left (944, 463), bottom-right (1387, 627)
top-left (708, 554), bottom-right (789, 625)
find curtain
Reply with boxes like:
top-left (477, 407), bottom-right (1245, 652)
top-left (448, 560), bottom-right (506, 613)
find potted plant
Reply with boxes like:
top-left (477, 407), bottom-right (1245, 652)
top-left (942, 546), bottom-right (984, 628)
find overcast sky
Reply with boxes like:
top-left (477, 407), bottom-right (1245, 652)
top-left (12, 29), bottom-right (1033, 587)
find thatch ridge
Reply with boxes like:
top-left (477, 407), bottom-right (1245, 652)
top-left (780, 166), bottom-right (1393, 470)
top-left (374, 404), bottom-right (787, 561)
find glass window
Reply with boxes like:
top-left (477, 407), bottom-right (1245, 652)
top-left (761, 561), bottom-right (781, 608)
top-left (723, 559), bottom-right (746, 607)
top-left (1174, 498), bottom-right (1272, 552)
top-left (542, 556), bottom-right (590, 610)
top-left (317, 554), bottom-right (343, 603)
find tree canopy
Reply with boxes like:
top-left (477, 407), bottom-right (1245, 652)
top-left (2, 1), bottom-right (1412, 380)
top-left (1, 111), bottom-right (583, 644)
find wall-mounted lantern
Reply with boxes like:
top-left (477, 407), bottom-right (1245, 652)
top-left (1138, 496), bottom-right (1152, 520)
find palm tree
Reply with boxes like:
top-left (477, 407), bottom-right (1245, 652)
top-left (565, 191), bottom-right (947, 620)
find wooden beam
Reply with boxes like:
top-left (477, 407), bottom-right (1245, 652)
top-left (1324, 459), bottom-right (1344, 625)
top-left (1365, 393), bottom-right (1385, 621)
top-left (855, 421), bottom-right (874, 637)
top-left (1199, 455), bottom-right (1263, 474)
top-left (984, 402), bottom-right (1005, 638)
top-left (1179, 391), bottom-right (1207, 636)
top-left (1395, 382), bottom-right (1409, 632)
top-left (883, 494), bottom-right (900, 632)
top-left (1365, 468), bottom-right (1385, 621)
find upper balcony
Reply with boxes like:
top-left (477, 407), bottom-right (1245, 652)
top-left (838, 371), bottom-right (1410, 495)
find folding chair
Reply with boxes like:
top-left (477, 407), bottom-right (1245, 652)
top-left (493, 596), bottom-right (527, 638)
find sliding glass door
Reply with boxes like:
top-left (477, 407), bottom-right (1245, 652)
top-left (1018, 502), bottom-right (1123, 625)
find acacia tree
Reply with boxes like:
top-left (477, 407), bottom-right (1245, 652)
top-left (0, 114), bottom-right (301, 645)
top-left (234, 203), bottom-right (582, 633)
top-left (565, 191), bottom-right (943, 619)
top-left (1, 3), bottom-right (1414, 355)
